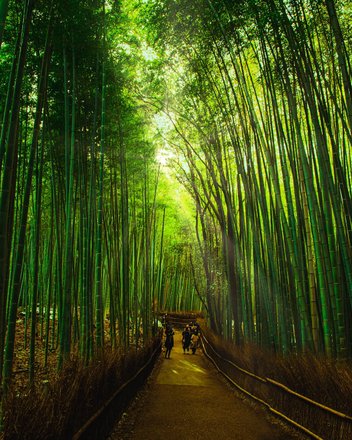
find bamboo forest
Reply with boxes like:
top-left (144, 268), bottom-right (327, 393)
top-left (0, 0), bottom-right (351, 437)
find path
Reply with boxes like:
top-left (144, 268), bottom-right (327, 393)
top-left (110, 331), bottom-right (298, 439)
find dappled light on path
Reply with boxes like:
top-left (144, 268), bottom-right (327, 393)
top-left (111, 331), bottom-right (296, 440)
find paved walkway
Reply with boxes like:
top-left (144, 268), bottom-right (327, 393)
top-left (111, 331), bottom-right (298, 440)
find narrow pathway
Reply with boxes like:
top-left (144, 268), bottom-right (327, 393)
top-left (111, 331), bottom-right (298, 440)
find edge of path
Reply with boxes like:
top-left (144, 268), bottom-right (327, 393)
top-left (108, 333), bottom-right (307, 440)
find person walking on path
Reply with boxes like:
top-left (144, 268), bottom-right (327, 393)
top-left (192, 321), bottom-right (200, 336)
top-left (164, 324), bottom-right (174, 359)
top-left (182, 325), bottom-right (192, 353)
top-left (190, 332), bottom-right (200, 354)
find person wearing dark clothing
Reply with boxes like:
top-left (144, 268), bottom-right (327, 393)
top-left (192, 322), bottom-right (200, 336)
top-left (162, 313), bottom-right (167, 326)
top-left (164, 324), bottom-right (174, 359)
top-left (182, 325), bottom-right (192, 353)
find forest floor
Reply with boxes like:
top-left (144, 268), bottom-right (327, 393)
top-left (109, 330), bottom-right (302, 440)
top-left (11, 313), bottom-right (59, 394)
top-left (11, 312), bottom-right (116, 395)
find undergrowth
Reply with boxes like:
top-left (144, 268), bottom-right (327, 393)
top-left (202, 328), bottom-right (352, 438)
top-left (3, 336), bottom-right (161, 440)
top-left (203, 328), bottom-right (352, 416)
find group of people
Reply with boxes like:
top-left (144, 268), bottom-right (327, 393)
top-left (163, 320), bottom-right (201, 359)
top-left (182, 322), bottom-right (200, 354)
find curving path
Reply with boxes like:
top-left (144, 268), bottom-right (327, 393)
top-left (110, 330), bottom-right (299, 440)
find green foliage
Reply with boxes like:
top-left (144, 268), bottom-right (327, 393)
top-left (142, 0), bottom-right (352, 356)
top-left (1, 0), bottom-right (350, 407)
top-left (0, 0), bottom-right (198, 399)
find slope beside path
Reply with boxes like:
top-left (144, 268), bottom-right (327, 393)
top-left (110, 330), bottom-right (298, 440)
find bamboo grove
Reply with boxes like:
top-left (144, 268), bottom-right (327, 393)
top-left (0, 0), bottom-right (351, 396)
top-left (141, 0), bottom-right (352, 358)
top-left (0, 0), bottom-right (201, 394)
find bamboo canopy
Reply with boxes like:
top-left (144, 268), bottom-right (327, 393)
top-left (0, 0), bottom-right (350, 397)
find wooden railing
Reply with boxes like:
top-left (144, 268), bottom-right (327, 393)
top-left (201, 333), bottom-right (352, 440)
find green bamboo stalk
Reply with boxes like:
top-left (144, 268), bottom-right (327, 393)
top-left (95, 45), bottom-right (106, 350)
top-left (29, 135), bottom-right (44, 384)
top-left (59, 44), bottom-right (75, 367)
